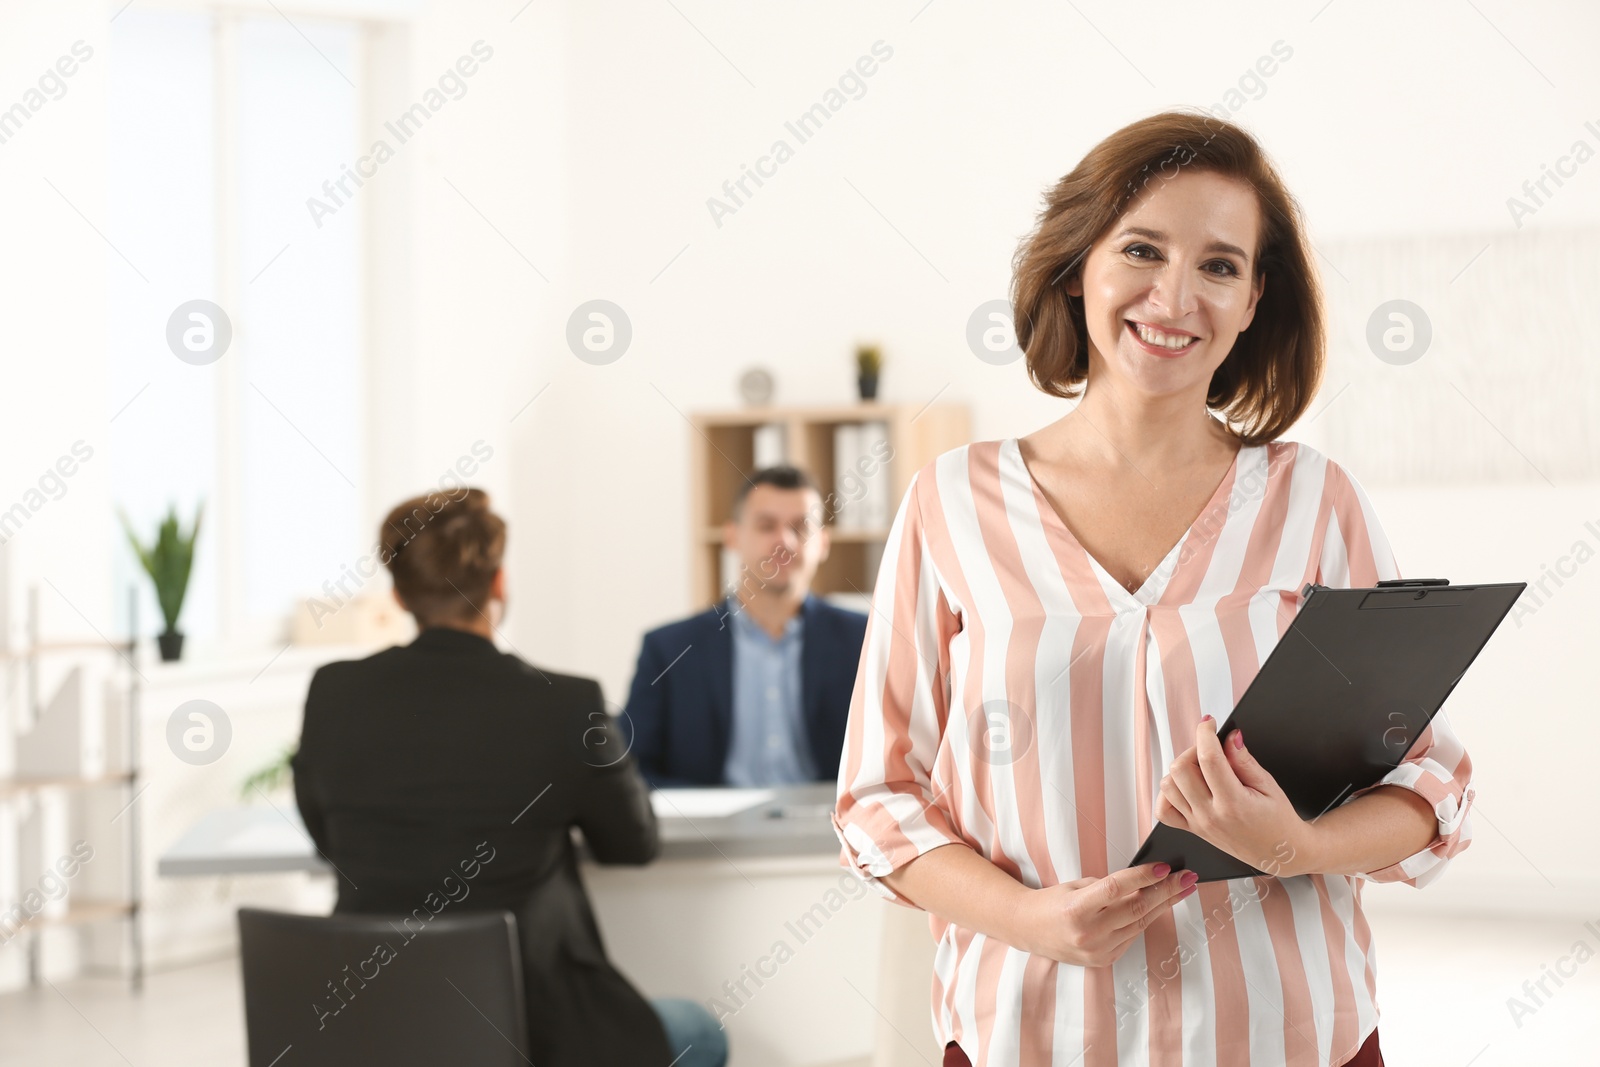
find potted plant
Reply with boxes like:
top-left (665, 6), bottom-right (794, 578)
top-left (240, 743), bottom-right (297, 801)
top-left (119, 501), bottom-right (203, 662)
top-left (855, 344), bottom-right (882, 401)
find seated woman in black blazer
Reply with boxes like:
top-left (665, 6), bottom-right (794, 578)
top-left (292, 488), bottom-right (727, 1067)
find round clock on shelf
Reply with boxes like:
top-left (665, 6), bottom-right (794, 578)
top-left (738, 366), bottom-right (774, 406)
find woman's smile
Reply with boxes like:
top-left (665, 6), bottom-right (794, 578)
top-left (1124, 317), bottom-right (1201, 358)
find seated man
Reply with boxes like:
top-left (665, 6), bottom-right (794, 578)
top-left (624, 465), bottom-right (869, 788)
top-left (291, 488), bottom-right (725, 1067)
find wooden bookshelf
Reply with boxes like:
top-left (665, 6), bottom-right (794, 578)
top-left (689, 402), bottom-right (970, 609)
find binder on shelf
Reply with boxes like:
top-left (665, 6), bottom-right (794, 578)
top-left (752, 422), bottom-right (787, 469)
top-left (832, 423), bottom-right (863, 530)
top-left (857, 420), bottom-right (892, 530)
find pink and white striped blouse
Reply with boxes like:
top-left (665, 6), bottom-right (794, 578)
top-left (832, 437), bottom-right (1475, 1067)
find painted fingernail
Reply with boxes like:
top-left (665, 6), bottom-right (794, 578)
top-left (1200, 715), bottom-right (1213, 725)
top-left (1231, 730), bottom-right (1244, 750)
top-left (1152, 862), bottom-right (1171, 879)
top-left (1180, 871), bottom-right (1200, 888)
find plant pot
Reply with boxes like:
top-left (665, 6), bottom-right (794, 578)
top-left (857, 374), bottom-right (879, 401)
top-left (157, 630), bottom-right (185, 662)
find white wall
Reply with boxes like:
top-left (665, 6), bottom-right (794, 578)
top-left (0, 1), bottom-right (114, 651)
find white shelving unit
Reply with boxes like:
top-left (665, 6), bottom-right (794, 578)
top-left (0, 585), bottom-right (143, 991)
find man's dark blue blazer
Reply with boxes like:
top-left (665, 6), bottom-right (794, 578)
top-left (623, 594), bottom-right (869, 788)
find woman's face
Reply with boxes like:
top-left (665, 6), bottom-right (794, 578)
top-left (1066, 168), bottom-right (1265, 402)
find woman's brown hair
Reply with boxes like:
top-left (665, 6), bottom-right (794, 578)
top-left (379, 488), bottom-right (505, 626)
top-left (1011, 109), bottom-right (1324, 445)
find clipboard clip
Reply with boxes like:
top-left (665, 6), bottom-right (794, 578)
top-left (1375, 578), bottom-right (1451, 588)
top-left (1300, 577), bottom-right (1451, 600)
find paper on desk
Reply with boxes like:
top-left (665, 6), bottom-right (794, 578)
top-left (220, 821), bottom-right (310, 854)
top-left (650, 787), bottom-right (775, 819)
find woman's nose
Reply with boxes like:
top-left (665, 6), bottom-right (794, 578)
top-left (1149, 265), bottom-right (1200, 318)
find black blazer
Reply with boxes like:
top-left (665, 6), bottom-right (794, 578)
top-left (291, 626), bottom-right (671, 1066)
top-left (622, 593), bottom-right (869, 787)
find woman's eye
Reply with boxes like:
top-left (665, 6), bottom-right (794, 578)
top-left (1123, 244), bottom-right (1240, 277)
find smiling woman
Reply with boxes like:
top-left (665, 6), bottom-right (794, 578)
top-left (833, 110), bottom-right (1466, 1067)
top-left (1011, 110), bottom-right (1324, 446)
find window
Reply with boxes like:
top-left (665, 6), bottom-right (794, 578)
top-left (108, 9), bottom-right (365, 650)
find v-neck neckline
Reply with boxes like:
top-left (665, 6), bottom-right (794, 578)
top-left (1008, 436), bottom-right (1251, 607)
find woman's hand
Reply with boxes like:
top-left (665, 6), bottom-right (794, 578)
top-left (1156, 717), bottom-right (1312, 878)
top-left (1017, 863), bottom-right (1197, 967)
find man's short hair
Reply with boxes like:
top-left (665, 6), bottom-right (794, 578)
top-left (379, 488), bottom-right (505, 626)
top-left (730, 465), bottom-right (818, 521)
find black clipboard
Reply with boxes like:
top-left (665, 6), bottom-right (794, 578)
top-left (1127, 577), bottom-right (1525, 882)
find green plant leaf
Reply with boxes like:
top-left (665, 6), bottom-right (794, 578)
top-left (239, 744), bottom-right (297, 801)
top-left (119, 500), bottom-right (203, 632)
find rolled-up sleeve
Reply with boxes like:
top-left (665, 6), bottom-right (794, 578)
top-left (1318, 458), bottom-right (1476, 888)
top-left (832, 469), bottom-right (966, 908)
top-left (1346, 720), bottom-right (1475, 887)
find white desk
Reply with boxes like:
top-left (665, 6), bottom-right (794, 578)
top-left (157, 784), bottom-right (843, 874)
top-left (159, 784), bottom-right (908, 1066)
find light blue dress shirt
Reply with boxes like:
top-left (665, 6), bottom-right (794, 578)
top-left (723, 597), bottom-right (816, 787)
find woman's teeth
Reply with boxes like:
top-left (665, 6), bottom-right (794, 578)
top-left (1131, 322), bottom-right (1197, 349)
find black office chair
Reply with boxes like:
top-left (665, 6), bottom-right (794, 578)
top-left (237, 907), bottom-right (531, 1067)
